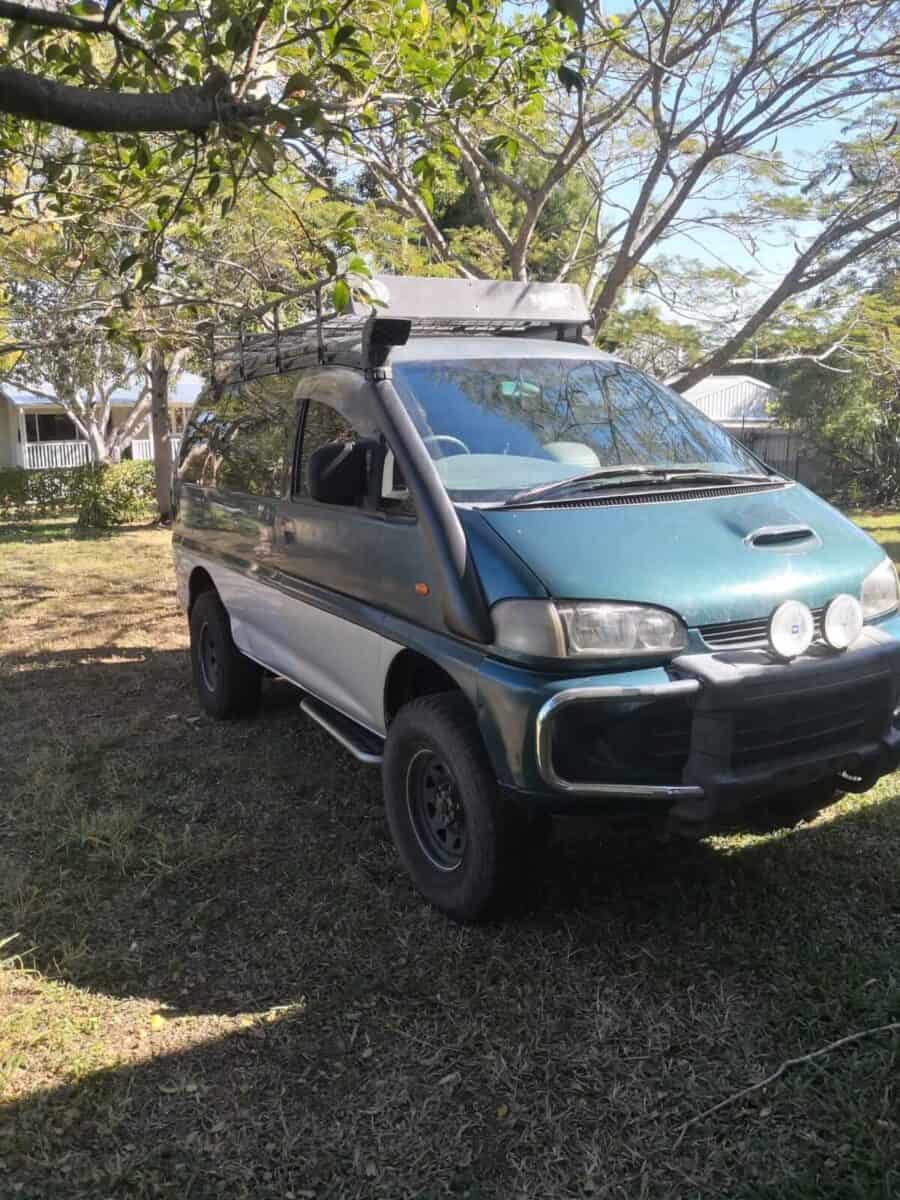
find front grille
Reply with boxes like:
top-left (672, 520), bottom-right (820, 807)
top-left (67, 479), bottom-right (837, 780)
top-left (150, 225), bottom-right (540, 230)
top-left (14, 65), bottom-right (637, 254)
top-left (547, 481), bottom-right (786, 510)
top-left (730, 678), bottom-right (890, 768)
top-left (700, 606), bottom-right (826, 650)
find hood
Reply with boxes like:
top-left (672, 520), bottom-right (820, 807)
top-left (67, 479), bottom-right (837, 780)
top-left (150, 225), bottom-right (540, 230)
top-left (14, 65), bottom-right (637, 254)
top-left (478, 483), bottom-right (885, 627)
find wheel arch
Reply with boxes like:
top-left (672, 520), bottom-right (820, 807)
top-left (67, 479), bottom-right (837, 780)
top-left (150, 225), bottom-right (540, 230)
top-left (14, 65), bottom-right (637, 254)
top-left (187, 565), bottom-right (217, 613)
top-left (383, 648), bottom-right (464, 727)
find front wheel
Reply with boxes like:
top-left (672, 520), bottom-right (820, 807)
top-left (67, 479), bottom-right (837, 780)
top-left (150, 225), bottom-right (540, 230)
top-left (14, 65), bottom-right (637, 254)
top-left (382, 693), bottom-right (523, 922)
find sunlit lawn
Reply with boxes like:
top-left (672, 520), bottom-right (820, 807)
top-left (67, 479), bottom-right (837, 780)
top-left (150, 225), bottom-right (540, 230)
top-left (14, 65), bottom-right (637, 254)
top-left (1, 513), bottom-right (898, 1199)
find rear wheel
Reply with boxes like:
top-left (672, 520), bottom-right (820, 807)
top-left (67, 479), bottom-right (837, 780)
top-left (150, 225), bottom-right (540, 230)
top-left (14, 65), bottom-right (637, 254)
top-left (383, 693), bottom-right (526, 922)
top-left (189, 590), bottom-right (261, 719)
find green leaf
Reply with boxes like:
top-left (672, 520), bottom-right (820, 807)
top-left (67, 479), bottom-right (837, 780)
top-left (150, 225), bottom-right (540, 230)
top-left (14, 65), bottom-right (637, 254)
top-left (137, 261), bottom-right (158, 289)
top-left (332, 279), bottom-right (350, 311)
top-left (118, 252), bottom-right (141, 276)
top-left (282, 71), bottom-right (310, 98)
top-left (420, 185), bottom-right (435, 213)
top-left (449, 77), bottom-right (473, 103)
top-left (333, 24), bottom-right (359, 50)
top-left (253, 140), bottom-right (276, 175)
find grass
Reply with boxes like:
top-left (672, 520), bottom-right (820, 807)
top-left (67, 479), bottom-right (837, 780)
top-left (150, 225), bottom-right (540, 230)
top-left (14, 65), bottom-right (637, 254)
top-left (1, 514), bottom-right (899, 1198)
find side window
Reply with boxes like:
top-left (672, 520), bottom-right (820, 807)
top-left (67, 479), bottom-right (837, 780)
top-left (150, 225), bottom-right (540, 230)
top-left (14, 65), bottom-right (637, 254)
top-left (295, 398), bottom-right (359, 498)
top-left (177, 375), bottom-right (298, 495)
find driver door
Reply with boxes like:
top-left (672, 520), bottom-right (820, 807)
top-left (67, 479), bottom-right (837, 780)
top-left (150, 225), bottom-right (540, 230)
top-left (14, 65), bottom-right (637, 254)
top-left (260, 369), bottom-right (437, 733)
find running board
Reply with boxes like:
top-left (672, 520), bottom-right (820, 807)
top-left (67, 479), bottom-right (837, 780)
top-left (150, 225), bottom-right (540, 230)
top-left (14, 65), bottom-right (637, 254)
top-left (300, 698), bottom-right (384, 765)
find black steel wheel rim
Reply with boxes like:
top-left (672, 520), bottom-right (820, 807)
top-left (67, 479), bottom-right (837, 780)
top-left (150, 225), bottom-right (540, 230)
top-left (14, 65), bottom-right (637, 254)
top-left (406, 749), bottom-right (467, 872)
top-left (198, 621), bottom-right (220, 692)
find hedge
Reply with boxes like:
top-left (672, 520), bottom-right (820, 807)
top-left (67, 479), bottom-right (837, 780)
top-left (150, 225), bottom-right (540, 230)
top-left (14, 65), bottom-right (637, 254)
top-left (0, 461), bottom-right (156, 528)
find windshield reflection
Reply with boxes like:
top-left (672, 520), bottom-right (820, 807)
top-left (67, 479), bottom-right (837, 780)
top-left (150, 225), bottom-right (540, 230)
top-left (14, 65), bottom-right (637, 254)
top-left (393, 358), bottom-right (763, 503)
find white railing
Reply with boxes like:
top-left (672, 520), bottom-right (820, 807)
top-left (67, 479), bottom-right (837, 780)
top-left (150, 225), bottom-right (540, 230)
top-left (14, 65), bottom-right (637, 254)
top-left (23, 435), bottom-right (182, 469)
top-left (131, 435), bottom-right (181, 461)
top-left (24, 441), bottom-right (92, 469)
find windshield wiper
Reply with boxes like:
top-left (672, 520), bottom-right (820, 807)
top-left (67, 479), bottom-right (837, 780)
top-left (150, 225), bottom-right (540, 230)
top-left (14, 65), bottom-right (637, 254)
top-left (505, 466), bottom-right (777, 506)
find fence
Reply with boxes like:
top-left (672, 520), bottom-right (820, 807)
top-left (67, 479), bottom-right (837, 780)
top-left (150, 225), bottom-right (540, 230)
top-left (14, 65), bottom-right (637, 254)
top-left (130, 436), bottom-right (181, 461)
top-left (22, 436), bottom-right (181, 469)
top-left (23, 441), bottom-right (92, 470)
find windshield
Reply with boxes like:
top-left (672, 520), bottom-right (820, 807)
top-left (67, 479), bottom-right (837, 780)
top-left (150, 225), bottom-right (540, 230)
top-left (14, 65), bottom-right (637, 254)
top-left (393, 357), bottom-right (765, 503)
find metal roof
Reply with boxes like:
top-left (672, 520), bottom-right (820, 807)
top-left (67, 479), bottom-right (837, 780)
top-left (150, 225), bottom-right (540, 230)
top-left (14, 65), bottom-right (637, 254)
top-left (681, 374), bottom-right (776, 425)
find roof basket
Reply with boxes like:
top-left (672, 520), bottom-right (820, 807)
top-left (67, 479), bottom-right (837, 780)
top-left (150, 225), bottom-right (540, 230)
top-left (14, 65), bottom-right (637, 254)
top-left (210, 276), bottom-right (593, 385)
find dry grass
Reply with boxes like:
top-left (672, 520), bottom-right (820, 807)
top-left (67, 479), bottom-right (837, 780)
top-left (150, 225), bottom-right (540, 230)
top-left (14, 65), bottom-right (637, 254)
top-left (0, 515), bottom-right (899, 1198)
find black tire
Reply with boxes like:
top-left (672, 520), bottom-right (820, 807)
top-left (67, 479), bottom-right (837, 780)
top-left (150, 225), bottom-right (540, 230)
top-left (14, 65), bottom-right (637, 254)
top-left (189, 589), bottom-right (262, 719)
top-left (383, 693), bottom-right (525, 922)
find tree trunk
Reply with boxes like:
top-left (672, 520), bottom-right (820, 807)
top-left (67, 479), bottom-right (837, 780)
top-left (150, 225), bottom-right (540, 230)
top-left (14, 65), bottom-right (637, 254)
top-left (86, 422), bottom-right (107, 463)
top-left (149, 346), bottom-right (173, 522)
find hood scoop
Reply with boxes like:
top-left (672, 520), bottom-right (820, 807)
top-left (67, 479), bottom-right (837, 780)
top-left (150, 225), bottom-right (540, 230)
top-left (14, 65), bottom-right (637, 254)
top-left (745, 523), bottom-right (819, 550)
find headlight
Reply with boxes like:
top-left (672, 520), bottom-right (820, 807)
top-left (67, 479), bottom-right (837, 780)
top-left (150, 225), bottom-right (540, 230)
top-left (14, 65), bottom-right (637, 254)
top-left (492, 599), bottom-right (687, 659)
top-left (861, 557), bottom-right (900, 620)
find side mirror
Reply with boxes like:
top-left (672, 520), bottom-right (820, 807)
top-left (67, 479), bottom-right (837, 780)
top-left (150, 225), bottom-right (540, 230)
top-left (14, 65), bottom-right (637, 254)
top-left (308, 438), bottom-right (378, 505)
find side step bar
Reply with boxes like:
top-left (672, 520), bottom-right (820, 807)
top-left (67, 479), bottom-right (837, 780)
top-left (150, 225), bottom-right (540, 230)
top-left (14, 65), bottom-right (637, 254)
top-left (300, 698), bottom-right (384, 765)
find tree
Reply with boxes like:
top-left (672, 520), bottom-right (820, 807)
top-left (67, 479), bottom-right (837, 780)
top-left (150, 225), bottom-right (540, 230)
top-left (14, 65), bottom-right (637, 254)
top-left (768, 271), bottom-right (900, 504)
top-left (0, 0), bottom-right (577, 278)
top-left (335, 1), bottom-right (900, 384)
top-left (3, 268), bottom-right (152, 462)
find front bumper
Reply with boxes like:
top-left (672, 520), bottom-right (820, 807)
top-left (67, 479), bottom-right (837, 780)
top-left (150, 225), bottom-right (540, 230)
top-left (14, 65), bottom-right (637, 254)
top-left (476, 620), bottom-right (900, 819)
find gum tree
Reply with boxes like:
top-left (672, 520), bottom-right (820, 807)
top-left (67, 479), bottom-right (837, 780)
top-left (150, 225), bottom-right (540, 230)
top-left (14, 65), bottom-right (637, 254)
top-left (335, 0), bottom-right (900, 385)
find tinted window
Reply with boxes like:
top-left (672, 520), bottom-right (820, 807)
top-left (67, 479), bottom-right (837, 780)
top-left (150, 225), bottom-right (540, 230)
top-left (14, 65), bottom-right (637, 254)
top-left (178, 375), bottom-right (298, 495)
top-left (295, 398), bottom-right (358, 497)
top-left (393, 357), bottom-right (762, 502)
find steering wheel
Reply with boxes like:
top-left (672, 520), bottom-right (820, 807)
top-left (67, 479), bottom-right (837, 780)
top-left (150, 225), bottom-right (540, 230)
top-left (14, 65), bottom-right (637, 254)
top-left (423, 434), bottom-right (471, 457)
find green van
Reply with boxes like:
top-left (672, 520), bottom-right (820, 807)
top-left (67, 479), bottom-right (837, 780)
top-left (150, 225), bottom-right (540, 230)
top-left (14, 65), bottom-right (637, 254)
top-left (172, 277), bottom-right (900, 920)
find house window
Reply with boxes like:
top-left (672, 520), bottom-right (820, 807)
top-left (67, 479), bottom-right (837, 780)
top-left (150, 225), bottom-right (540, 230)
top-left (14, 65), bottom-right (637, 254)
top-left (24, 412), bottom-right (83, 442)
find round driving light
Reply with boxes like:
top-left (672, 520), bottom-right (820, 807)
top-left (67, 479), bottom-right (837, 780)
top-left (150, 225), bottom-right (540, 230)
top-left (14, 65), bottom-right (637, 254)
top-left (768, 600), bottom-right (814, 660)
top-left (823, 593), bottom-right (863, 650)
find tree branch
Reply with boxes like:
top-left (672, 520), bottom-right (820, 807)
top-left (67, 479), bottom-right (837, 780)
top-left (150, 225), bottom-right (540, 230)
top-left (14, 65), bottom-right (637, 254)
top-left (674, 1022), bottom-right (900, 1149)
top-left (0, 0), bottom-right (163, 68)
top-left (0, 67), bottom-right (267, 133)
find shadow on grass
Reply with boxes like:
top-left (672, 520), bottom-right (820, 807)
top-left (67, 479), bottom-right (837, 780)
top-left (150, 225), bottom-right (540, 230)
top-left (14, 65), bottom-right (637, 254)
top-left (0, 517), bottom-right (159, 545)
top-left (3, 647), bottom-right (900, 1197)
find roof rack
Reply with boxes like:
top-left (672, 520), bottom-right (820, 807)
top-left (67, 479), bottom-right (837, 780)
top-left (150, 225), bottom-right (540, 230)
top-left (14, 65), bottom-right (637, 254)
top-left (211, 277), bottom-right (593, 385)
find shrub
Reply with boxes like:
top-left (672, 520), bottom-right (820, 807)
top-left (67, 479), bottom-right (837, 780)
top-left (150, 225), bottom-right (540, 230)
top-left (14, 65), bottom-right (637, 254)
top-left (70, 461), bottom-right (156, 528)
top-left (0, 461), bottom-right (156, 527)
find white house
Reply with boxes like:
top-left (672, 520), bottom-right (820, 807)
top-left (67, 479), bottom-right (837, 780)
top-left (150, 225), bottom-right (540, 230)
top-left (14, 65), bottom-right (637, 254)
top-left (0, 372), bottom-right (203, 470)
top-left (681, 373), bottom-right (818, 487)
top-left (681, 373), bottom-right (777, 429)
